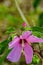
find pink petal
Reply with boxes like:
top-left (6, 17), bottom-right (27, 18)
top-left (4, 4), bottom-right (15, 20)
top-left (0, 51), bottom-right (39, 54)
top-left (24, 43), bottom-right (33, 64)
top-left (20, 31), bottom-right (32, 39)
top-left (9, 36), bottom-right (20, 49)
top-left (27, 35), bottom-right (43, 43)
top-left (7, 43), bottom-right (22, 62)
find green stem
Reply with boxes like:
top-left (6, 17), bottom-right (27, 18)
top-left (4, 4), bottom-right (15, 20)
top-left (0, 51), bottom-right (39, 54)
top-left (14, 0), bottom-right (31, 28)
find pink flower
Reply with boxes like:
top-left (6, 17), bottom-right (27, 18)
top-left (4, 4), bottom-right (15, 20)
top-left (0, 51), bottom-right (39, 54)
top-left (22, 22), bottom-right (27, 27)
top-left (7, 31), bottom-right (43, 64)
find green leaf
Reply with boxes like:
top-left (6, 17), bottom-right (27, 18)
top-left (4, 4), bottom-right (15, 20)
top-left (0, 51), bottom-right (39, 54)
top-left (32, 31), bottom-right (43, 38)
top-left (0, 38), bottom-right (12, 55)
top-left (0, 48), bottom-right (11, 65)
top-left (11, 34), bottom-right (16, 39)
top-left (32, 26), bottom-right (43, 33)
top-left (6, 27), bottom-right (15, 34)
top-left (0, 38), bottom-right (12, 65)
top-left (31, 26), bottom-right (43, 37)
top-left (32, 54), bottom-right (40, 64)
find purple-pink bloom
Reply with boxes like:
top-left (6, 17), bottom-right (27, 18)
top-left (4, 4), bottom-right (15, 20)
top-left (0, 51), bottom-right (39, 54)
top-left (7, 31), bottom-right (43, 64)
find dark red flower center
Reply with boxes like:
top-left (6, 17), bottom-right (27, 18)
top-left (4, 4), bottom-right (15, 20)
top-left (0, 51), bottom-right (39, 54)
top-left (20, 39), bottom-right (27, 44)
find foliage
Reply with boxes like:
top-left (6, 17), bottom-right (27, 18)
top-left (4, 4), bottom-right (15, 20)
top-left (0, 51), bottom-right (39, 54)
top-left (39, 12), bottom-right (43, 27)
top-left (33, 0), bottom-right (41, 9)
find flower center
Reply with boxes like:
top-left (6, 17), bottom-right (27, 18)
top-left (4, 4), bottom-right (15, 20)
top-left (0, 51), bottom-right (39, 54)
top-left (20, 39), bottom-right (27, 44)
top-left (23, 39), bottom-right (27, 43)
top-left (20, 39), bottom-right (22, 44)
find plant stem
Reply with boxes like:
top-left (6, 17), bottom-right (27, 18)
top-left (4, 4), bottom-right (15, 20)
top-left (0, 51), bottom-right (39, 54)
top-left (14, 0), bottom-right (31, 28)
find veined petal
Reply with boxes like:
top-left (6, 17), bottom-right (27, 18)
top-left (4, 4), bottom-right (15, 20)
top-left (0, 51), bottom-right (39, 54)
top-left (9, 36), bottom-right (20, 49)
top-left (27, 35), bottom-right (43, 43)
top-left (7, 43), bottom-right (22, 62)
top-left (20, 31), bottom-right (32, 39)
top-left (24, 43), bottom-right (33, 64)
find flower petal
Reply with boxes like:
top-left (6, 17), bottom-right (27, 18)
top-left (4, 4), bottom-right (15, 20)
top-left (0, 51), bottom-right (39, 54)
top-left (27, 35), bottom-right (43, 43)
top-left (24, 43), bottom-right (33, 64)
top-left (20, 31), bottom-right (32, 39)
top-left (7, 43), bottom-right (22, 62)
top-left (9, 36), bottom-right (20, 49)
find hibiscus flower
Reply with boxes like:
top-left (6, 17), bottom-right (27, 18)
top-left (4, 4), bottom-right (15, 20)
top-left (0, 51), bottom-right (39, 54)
top-left (7, 31), bottom-right (43, 64)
